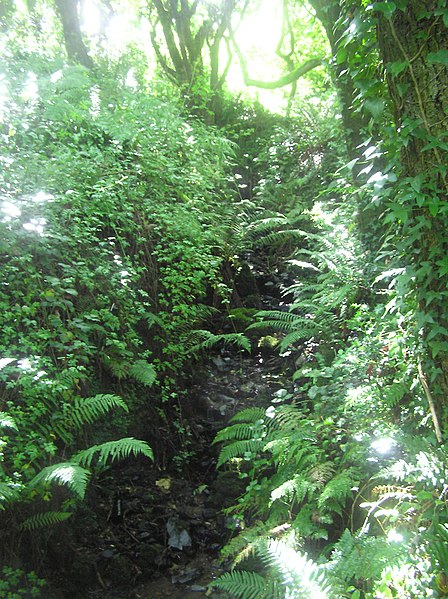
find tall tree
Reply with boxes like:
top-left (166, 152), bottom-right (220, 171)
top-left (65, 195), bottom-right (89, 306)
top-left (55, 0), bottom-right (94, 69)
top-left (307, 0), bottom-right (369, 162)
top-left (149, 0), bottom-right (236, 122)
top-left (376, 1), bottom-right (448, 439)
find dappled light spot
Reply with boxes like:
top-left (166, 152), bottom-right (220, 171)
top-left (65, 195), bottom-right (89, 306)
top-left (31, 191), bottom-right (54, 203)
top-left (21, 72), bottom-right (38, 103)
top-left (81, 1), bottom-right (102, 37)
top-left (23, 218), bottom-right (46, 235)
top-left (1, 200), bottom-right (21, 220)
top-left (387, 529), bottom-right (404, 543)
top-left (371, 437), bottom-right (395, 455)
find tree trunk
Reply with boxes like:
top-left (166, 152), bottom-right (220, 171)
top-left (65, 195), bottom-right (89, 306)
top-left (308, 0), bottom-right (367, 162)
top-left (55, 0), bottom-right (93, 69)
top-left (376, 1), bottom-right (448, 431)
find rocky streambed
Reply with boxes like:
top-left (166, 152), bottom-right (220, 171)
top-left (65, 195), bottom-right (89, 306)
top-left (47, 346), bottom-right (292, 599)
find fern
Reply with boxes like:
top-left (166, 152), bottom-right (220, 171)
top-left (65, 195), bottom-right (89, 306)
top-left (248, 310), bottom-right (301, 332)
top-left (380, 381), bottom-right (409, 407)
top-left (212, 540), bottom-right (332, 599)
top-left (270, 474), bottom-right (316, 505)
top-left (220, 523), bottom-right (269, 562)
top-left (20, 511), bottom-right (72, 531)
top-left (189, 330), bottom-right (251, 354)
top-left (56, 367), bottom-right (86, 389)
top-left (248, 310), bottom-right (320, 351)
top-left (209, 569), bottom-right (281, 599)
top-left (214, 422), bottom-right (265, 444)
top-left (277, 330), bottom-right (315, 352)
top-left (0, 482), bottom-right (19, 505)
top-left (262, 539), bottom-right (332, 599)
top-left (229, 407), bottom-right (267, 423)
top-left (0, 412), bottom-right (17, 430)
top-left (317, 470), bottom-right (356, 515)
top-left (328, 529), bottom-right (407, 587)
top-left (128, 360), bottom-right (157, 386)
top-left (69, 394), bottom-right (129, 429)
top-left (72, 437), bottom-right (154, 468)
top-left (217, 440), bottom-right (263, 468)
top-left (29, 463), bottom-right (90, 499)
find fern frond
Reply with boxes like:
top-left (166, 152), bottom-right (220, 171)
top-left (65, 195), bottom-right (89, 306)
top-left (217, 440), bottom-right (263, 468)
top-left (318, 470), bottom-right (356, 515)
top-left (209, 569), bottom-right (281, 599)
top-left (262, 539), bottom-right (331, 599)
top-left (70, 394), bottom-right (129, 429)
top-left (279, 327), bottom-right (318, 351)
top-left (128, 360), bottom-right (157, 386)
top-left (229, 408), bottom-right (266, 424)
top-left (270, 474), bottom-right (316, 505)
top-left (29, 463), bottom-right (90, 499)
top-left (268, 405), bottom-right (305, 431)
top-left (248, 310), bottom-right (301, 332)
top-left (380, 382), bottom-right (408, 407)
top-left (189, 330), bottom-right (251, 354)
top-left (0, 412), bottom-right (18, 430)
top-left (0, 482), bottom-right (20, 505)
top-left (308, 462), bottom-right (335, 487)
top-left (255, 229), bottom-right (307, 248)
top-left (72, 437), bottom-right (153, 468)
top-left (20, 511), bottom-right (72, 531)
top-left (220, 524), bottom-right (268, 561)
top-left (213, 422), bottom-right (265, 444)
top-left (56, 367), bottom-right (86, 389)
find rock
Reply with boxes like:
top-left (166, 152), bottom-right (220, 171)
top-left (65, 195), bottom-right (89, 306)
top-left (171, 566), bottom-right (200, 584)
top-left (211, 356), bottom-right (227, 371)
top-left (166, 517), bottom-right (192, 550)
top-left (235, 262), bottom-right (259, 299)
top-left (189, 584), bottom-right (207, 592)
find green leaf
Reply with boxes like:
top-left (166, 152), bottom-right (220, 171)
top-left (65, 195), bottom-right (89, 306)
top-left (29, 463), bottom-right (90, 499)
top-left (0, 483), bottom-right (20, 505)
top-left (70, 394), bottom-right (129, 428)
top-left (364, 98), bottom-right (385, 119)
top-left (427, 50), bottom-right (448, 65)
top-left (410, 174), bottom-right (424, 193)
top-left (336, 47), bottom-right (347, 64)
top-left (72, 437), bottom-right (154, 468)
top-left (129, 360), bottom-right (157, 386)
top-left (375, 2), bottom-right (397, 18)
top-left (389, 61), bottom-right (409, 77)
top-left (390, 203), bottom-right (409, 223)
top-left (20, 511), bottom-right (72, 531)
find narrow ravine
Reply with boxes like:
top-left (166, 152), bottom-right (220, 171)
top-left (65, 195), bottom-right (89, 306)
top-left (76, 349), bottom-right (293, 598)
top-left (47, 265), bottom-right (293, 599)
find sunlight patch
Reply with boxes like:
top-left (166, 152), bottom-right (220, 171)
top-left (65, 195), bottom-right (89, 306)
top-left (23, 218), bottom-right (47, 235)
top-left (371, 437), bottom-right (395, 455)
top-left (1, 200), bottom-right (21, 220)
top-left (21, 72), bottom-right (39, 103)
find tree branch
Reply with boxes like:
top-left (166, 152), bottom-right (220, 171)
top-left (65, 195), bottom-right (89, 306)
top-left (418, 359), bottom-right (443, 444)
top-left (152, 0), bottom-right (186, 80)
top-left (231, 29), bottom-right (322, 89)
top-left (150, 25), bottom-right (178, 83)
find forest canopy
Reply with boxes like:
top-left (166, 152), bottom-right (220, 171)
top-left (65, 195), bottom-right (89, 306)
top-left (1, 1), bottom-right (448, 597)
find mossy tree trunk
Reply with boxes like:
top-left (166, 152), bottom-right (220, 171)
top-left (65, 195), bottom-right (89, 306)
top-left (376, 1), bottom-right (448, 435)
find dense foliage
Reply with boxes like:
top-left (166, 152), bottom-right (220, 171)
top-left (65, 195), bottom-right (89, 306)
top-left (1, 0), bottom-right (448, 597)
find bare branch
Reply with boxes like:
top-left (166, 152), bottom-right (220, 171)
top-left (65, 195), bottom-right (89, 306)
top-left (231, 28), bottom-right (322, 89)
